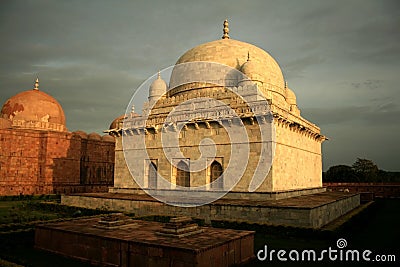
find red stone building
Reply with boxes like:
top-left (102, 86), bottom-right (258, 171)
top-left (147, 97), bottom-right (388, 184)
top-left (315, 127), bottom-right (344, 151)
top-left (0, 79), bottom-right (115, 195)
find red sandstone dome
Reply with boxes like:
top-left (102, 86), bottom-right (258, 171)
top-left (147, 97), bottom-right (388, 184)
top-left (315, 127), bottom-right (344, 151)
top-left (0, 79), bottom-right (66, 132)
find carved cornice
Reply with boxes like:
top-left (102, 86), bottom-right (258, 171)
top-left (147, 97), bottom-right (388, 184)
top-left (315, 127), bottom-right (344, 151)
top-left (273, 113), bottom-right (326, 142)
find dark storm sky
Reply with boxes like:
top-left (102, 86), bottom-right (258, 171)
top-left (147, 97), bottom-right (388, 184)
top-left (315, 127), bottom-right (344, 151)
top-left (0, 0), bottom-right (399, 171)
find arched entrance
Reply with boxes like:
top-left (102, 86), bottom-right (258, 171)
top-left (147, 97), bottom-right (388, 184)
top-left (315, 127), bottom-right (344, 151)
top-left (148, 161), bottom-right (157, 189)
top-left (176, 161), bottom-right (190, 187)
top-left (210, 161), bottom-right (223, 189)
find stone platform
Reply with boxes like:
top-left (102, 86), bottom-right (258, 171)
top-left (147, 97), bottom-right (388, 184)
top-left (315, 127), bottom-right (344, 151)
top-left (62, 191), bottom-right (361, 228)
top-left (35, 216), bottom-right (254, 267)
top-left (109, 187), bottom-right (327, 200)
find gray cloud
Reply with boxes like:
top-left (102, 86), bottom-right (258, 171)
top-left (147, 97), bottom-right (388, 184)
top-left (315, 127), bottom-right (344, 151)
top-left (302, 102), bottom-right (400, 126)
top-left (283, 54), bottom-right (326, 79)
top-left (350, 80), bottom-right (384, 90)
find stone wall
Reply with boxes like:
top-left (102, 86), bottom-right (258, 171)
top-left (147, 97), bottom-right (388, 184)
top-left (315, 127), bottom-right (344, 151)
top-left (272, 120), bottom-right (323, 191)
top-left (112, 116), bottom-right (323, 193)
top-left (324, 182), bottom-right (400, 198)
top-left (35, 217), bottom-right (254, 267)
top-left (0, 128), bottom-right (115, 195)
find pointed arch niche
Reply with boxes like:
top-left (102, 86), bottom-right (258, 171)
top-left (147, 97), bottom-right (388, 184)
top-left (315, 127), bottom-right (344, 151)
top-left (210, 160), bottom-right (223, 190)
top-left (175, 160), bottom-right (190, 187)
top-left (147, 161), bottom-right (158, 189)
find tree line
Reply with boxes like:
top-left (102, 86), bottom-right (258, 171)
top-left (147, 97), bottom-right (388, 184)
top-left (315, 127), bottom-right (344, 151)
top-left (323, 158), bottom-right (400, 183)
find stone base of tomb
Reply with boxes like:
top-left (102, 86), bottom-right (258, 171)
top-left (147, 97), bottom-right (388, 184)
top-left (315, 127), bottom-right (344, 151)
top-left (35, 216), bottom-right (254, 267)
top-left (109, 186), bottom-right (327, 200)
top-left (61, 191), bottom-right (361, 228)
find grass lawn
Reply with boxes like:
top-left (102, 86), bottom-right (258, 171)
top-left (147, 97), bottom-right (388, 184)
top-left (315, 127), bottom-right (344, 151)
top-left (0, 201), bottom-right (61, 225)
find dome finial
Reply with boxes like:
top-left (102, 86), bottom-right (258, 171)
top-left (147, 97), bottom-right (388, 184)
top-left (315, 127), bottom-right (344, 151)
top-left (157, 70), bottom-right (161, 79)
top-left (285, 81), bottom-right (288, 88)
top-left (222, 19), bottom-right (230, 39)
top-left (34, 77), bottom-right (39, 90)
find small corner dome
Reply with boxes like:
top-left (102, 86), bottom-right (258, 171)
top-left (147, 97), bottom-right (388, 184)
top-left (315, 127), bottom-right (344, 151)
top-left (73, 130), bottom-right (88, 139)
top-left (88, 132), bottom-right (101, 140)
top-left (109, 114), bottom-right (126, 130)
top-left (149, 73), bottom-right (167, 99)
top-left (240, 54), bottom-right (257, 79)
top-left (285, 87), bottom-right (297, 105)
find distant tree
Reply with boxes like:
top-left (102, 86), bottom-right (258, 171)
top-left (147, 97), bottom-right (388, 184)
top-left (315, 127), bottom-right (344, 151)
top-left (323, 165), bottom-right (359, 183)
top-left (378, 170), bottom-right (400, 183)
top-left (324, 158), bottom-right (399, 183)
top-left (352, 158), bottom-right (379, 182)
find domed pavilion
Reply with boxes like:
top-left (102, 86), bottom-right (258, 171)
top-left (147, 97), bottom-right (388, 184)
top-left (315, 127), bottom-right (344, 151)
top-left (108, 20), bottom-right (326, 196)
top-left (64, 21), bottom-right (360, 228)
